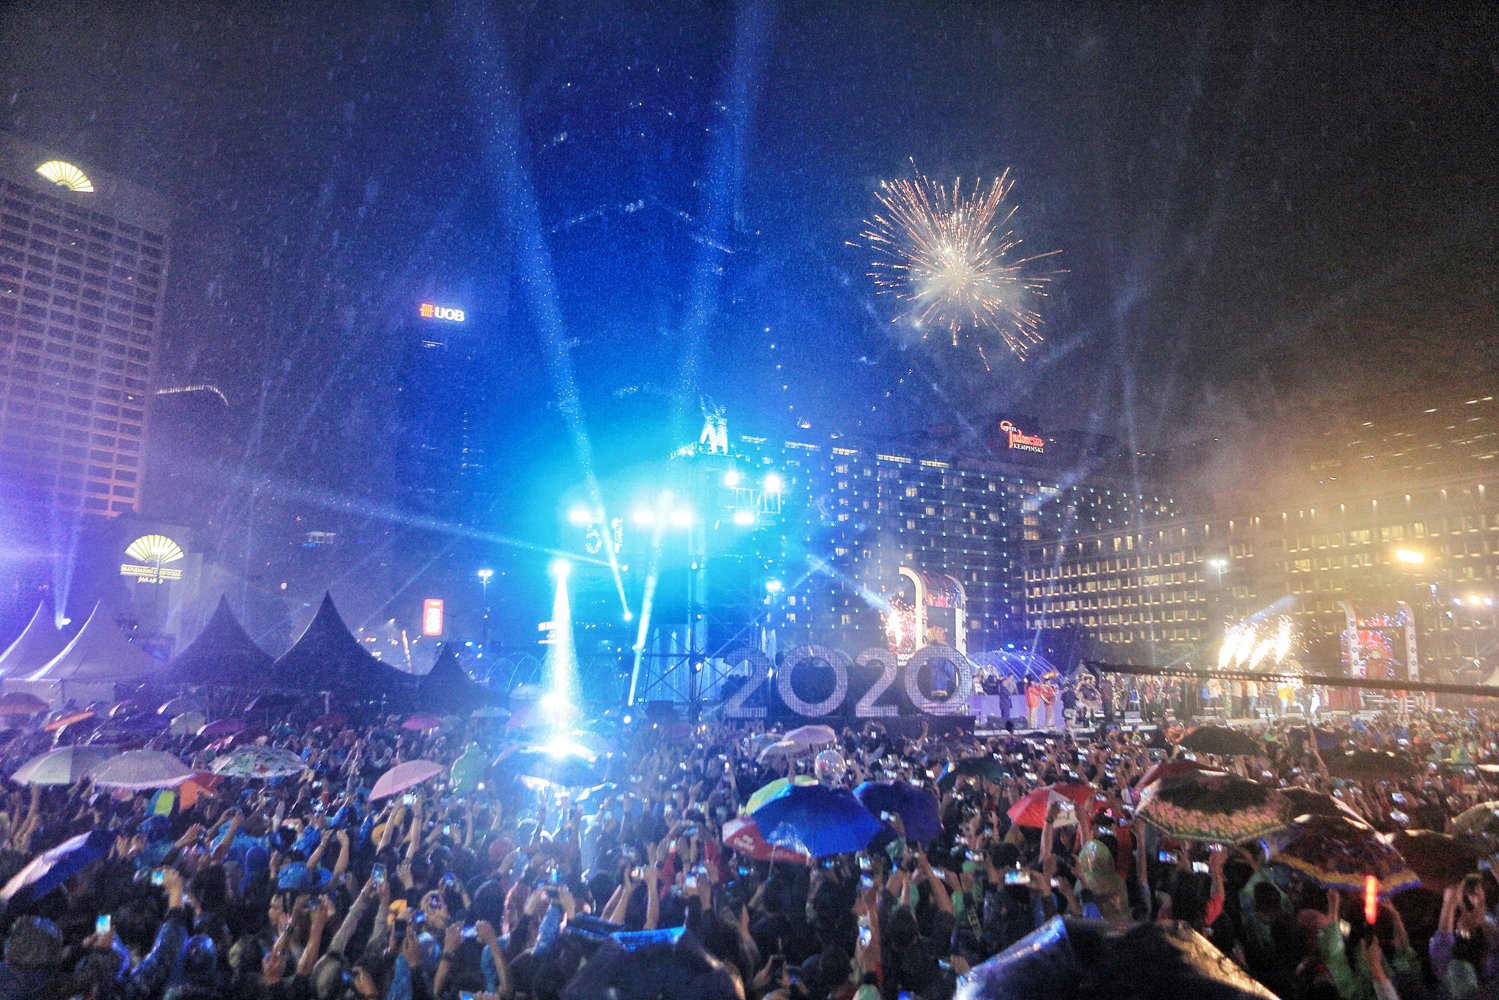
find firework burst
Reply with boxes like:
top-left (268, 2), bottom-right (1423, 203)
top-left (857, 162), bottom-right (1060, 368)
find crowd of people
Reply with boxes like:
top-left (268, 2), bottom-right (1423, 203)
top-left (0, 688), bottom-right (1498, 1000)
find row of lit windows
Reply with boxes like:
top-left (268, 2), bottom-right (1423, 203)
top-left (1, 181), bottom-right (165, 245)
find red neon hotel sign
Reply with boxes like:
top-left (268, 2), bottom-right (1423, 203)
top-left (998, 419), bottom-right (1045, 454)
top-left (421, 598), bottom-right (445, 637)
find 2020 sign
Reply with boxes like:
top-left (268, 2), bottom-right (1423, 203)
top-left (720, 643), bottom-right (976, 719)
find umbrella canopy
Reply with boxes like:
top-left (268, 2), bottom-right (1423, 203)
top-left (1136, 771), bottom-right (1288, 844)
top-left (1007, 783), bottom-right (1097, 829)
top-left (937, 756), bottom-right (1010, 789)
top-left (42, 709), bottom-right (95, 733)
top-left (1270, 815), bottom-right (1420, 895)
top-left (1279, 786), bottom-right (1369, 825)
top-left (1386, 830), bottom-right (1481, 889)
top-left (1453, 801), bottom-right (1499, 842)
top-left (369, 759), bottom-right (444, 800)
top-left (0, 829), bottom-right (112, 904)
top-left (109, 699), bottom-right (148, 719)
top-left (168, 711), bottom-right (208, 736)
top-left (1177, 725), bottom-right (1261, 757)
top-left (1323, 750), bottom-right (1420, 783)
top-left (88, 750), bottom-right (192, 790)
top-left (498, 745), bottom-right (605, 787)
top-left (756, 739), bottom-right (807, 763)
top-left (210, 746), bottom-right (306, 779)
top-left (1138, 758), bottom-right (1214, 789)
top-left (11, 745), bottom-right (115, 786)
top-left (157, 695), bottom-right (204, 717)
top-left (178, 771), bottom-right (224, 809)
top-left (401, 713), bottom-right (443, 732)
top-left (750, 783), bottom-right (880, 858)
top-left (0, 692), bottom-right (49, 716)
top-left (721, 815), bottom-right (813, 864)
top-left (745, 775), bottom-right (818, 814)
top-left (784, 724), bottom-right (837, 748)
top-left (197, 718), bottom-right (247, 739)
top-left (853, 781), bottom-right (942, 842)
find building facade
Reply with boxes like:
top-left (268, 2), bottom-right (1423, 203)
top-left (0, 134), bottom-right (172, 517)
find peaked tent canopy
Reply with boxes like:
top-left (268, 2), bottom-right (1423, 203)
top-left (414, 644), bottom-right (499, 715)
top-left (165, 596), bottom-right (275, 687)
top-left (271, 593), bottom-right (412, 702)
top-left (0, 603), bottom-right (67, 679)
top-left (5, 603), bottom-right (159, 707)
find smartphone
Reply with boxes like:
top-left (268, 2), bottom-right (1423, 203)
top-left (402, 793), bottom-right (415, 806)
top-left (681, 824), bottom-right (698, 837)
top-left (860, 874), bottom-right (874, 891)
top-left (1338, 919), bottom-right (1351, 937)
top-left (461, 924), bottom-right (478, 939)
top-left (1158, 851), bottom-right (1179, 865)
top-left (151, 869), bottom-right (165, 886)
top-left (685, 874), bottom-right (698, 890)
top-left (461, 993), bottom-right (476, 1000)
top-left (371, 863), bottom-right (386, 886)
top-left (1480, 859), bottom-right (1493, 872)
top-left (443, 824), bottom-right (452, 837)
top-left (413, 912), bottom-right (426, 929)
top-left (442, 872), bottom-right (456, 888)
top-left (770, 954), bottom-right (787, 980)
top-left (859, 856), bottom-right (872, 872)
top-left (859, 922), bottom-right (873, 947)
top-left (96, 914), bottom-right (112, 935)
top-left (1003, 869), bottom-right (1030, 886)
top-left (1391, 793), bottom-right (1407, 805)
top-left (1192, 861), bottom-right (1210, 875)
top-left (631, 866), bottom-right (645, 880)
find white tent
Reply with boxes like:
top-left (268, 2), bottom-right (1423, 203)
top-left (0, 604), bottom-right (66, 679)
top-left (4, 603), bottom-right (158, 707)
top-left (1485, 667), bottom-right (1499, 688)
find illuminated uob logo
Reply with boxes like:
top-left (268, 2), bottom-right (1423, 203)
top-left (419, 303), bottom-right (466, 323)
top-left (998, 419), bottom-right (1045, 454)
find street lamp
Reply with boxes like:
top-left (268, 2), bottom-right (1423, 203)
top-left (476, 568), bottom-right (494, 654)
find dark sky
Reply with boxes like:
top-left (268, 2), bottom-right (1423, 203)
top-left (4, 0), bottom-right (1497, 505)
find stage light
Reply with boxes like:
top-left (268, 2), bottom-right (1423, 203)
top-left (622, 714), bottom-right (633, 725)
top-left (669, 507), bottom-right (696, 528)
top-left (550, 558), bottom-right (572, 579)
top-left (732, 509), bottom-right (756, 526)
top-left (765, 579), bottom-right (783, 594)
top-left (476, 568), bottom-right (494, 583)
top-left (764, 472), bottom-right (783, 494)
top-left (724, 469), bottom-right (741, 487)
top-left (567, 505), bottom-right (592, 525)
top-left (631, 509), bottom-right (656, 526)
top-left (623, 610), bottom-right (635, 622)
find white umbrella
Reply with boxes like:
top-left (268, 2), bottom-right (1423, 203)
top-left (785, 724), bottom-right (837, 749)
top-left (169, 711), bottom-right (208, 736)
top-left (88, 750), bottom-right (191, 790)
top-left (11, 746), bottom-right (115, 786)
top-left (369, 759), bottom-right (444, 801)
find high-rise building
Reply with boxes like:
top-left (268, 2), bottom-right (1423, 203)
top-left (0, 134), bottom-right (172, 517)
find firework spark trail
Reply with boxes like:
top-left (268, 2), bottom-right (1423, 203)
top-left (858, 163), bottom-right (1060, 368)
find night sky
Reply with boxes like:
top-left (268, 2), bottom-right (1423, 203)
top-left (3, 1), bottom-right (1497, 628)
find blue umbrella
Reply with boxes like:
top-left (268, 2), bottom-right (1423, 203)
top-left (853, 780), bottom-right (943, 842)
top-left (751, 784), bottom-right (880, 858)
top-left (0, 829), bottom-right (112, 905)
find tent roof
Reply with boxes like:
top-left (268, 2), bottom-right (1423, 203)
top-left (27, 603), bottom-right (159, 683)
top-left (271, 593), bottom-right (411, 697)
top-left (166, 596), bottom-right (274, 686)
top-left (414, 644), bottom-right (498, 713)
top-left (0, 603), bottom-right (67, 679)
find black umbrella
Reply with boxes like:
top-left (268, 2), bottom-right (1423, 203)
top-left (1177, 726), bottom-right (1261, 757)
top-left (1388, 830), bottom-right (1481, 890)
top-left (961, 916), bottom-right (1277, 1000)
top-left (1279, 786), bottom-right (1368, 826)
top-left (1324, 750), bottom-right (1420, 783)
top-left (936, 756), bottom-right (1009, 788)
top-left (499, 745), bottom-right (606, 787)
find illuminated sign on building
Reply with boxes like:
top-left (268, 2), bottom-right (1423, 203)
top-left (419, 303), bottom-right (466, 323)
top-left (120, 534), bottom-right (185, 584)
top-left (421, 598), bottom-right (445, 637)
top-left (998, 419), bottom-right (1046, 454)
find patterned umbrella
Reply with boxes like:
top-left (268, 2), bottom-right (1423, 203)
top-left (1007, 783), bottom-right (1098, 829)
top-left (751, 783), bottom-right (880, 858)
top-left (1279, 786), bottom-right (1368, 825)
top-left (1453, 801), bottom-right (1499, 842)
top-left (1270, 815), bottom-right (1420, 896)
top-left (88, 750), bottom-right (192, 790)
top-left (1138, 759), bottom-right (1214, 789)
top-left (1136, 771), bottom-right (1288, 844)
top-left (210, 746), bottom-right (306, 779)
top-left (745, 775), bottom-right (818, 814)
top-left (369, 759), bottom-right (444, 800)
top-left (721, 814), bottom-right (812, 864)
top-left (11, 745), bottom-right (115, 786)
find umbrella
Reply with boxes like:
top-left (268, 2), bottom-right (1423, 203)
top-left (756, 739), bottom-right (806, 763)
top-left (959, 916), bottom-right (1278, 1000)
top-left (784, 724), bottom-right (837, 748)
top-left (1138, 758), bottom-right (1213, 789)
top-left (1452, 801), bottom-right (1499, 842)
top-left (721, 814), bottom-right (813, 864)
top-left (369, 759), bottom-right (444, 800)
top-left (1270, 815), bottom-right (1420, 896)
top-left (498, 745), bottom-right (604, 787)
top-left (43, 710), bottom-right (95, 733)
top-left (1386, 830), bottom-right (1481, 889)
top-left (88, 750), bottom-right (192, 790)
top-left (470, 705), bottom-right (510, 720)
top-left (1135, 771), bottom-right (1288, 844)
top-left (168, 711), bottom-right (208, 736)
top-left (108, 699), bottom-right (148, 719)
top-left (210, 746), bottom-right (307, 779)
top-left (0, 829), bottom-right (112, 904)
top-left (1007, 784), bottom-right (1098, 829)
top-left (750, 783), bottom-right (880, 858)
top-left (1279, 786), bottom-right (1369, 825)
top-left (1177, 725), bottom-right (1261, 757)
top-left (157, 695), bottom-right (204, 717)
top-left (177, 771), bottom-right (224, 809)
top-left (1323, 750), bottom-right (1420, 783)
top-left (937, 757), bottom-right (1010, 789)
top-left (197, 718), bottom-right (247, 739)
top-left (310, 712), bottom-right (348, 729)
top-left (0, 692), bottom-right (48, 717)
top-left (853, 781), bottom-right (943, 841)
top-left (11, 745), bottom-right (115, 786)
top-left (745, 775), bottom-right (818, 814)
top-left (744, 732), bottom-right (785, 757)
top-left (401, 713), bottom-right (443, 732)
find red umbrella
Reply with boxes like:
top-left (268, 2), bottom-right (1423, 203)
top-left (721, 815), bottom-right (812, 864)
top-left (1138, 759), bottom-right (1213, 789)
top-left (0, 693), bottom-right (49, 717)
top-left (1006, 783), bottom-right (1097, 829)
top-left (43, 710), bottom-right (95, 733)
